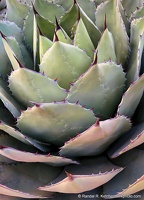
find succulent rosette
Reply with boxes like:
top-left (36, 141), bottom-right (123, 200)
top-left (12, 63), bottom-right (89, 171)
top-left (0, 0), bottom-right (144, 199)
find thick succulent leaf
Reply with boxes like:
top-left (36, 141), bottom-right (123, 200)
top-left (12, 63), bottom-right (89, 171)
top-left (74, 18), bottom-right (95, 59)
top-left (0, 184), bottom-right (47, 199)
top-left (130, 7), bottom-right (144, 20)
top-left (103, 149), bottom-right (144, 198)
top-left (97, 28), bottom-right (116, 63)
top-left (117, 74), bottom-right (144, 118)
top-left (60, 2), bottom-right (79, 37)
top-left (34, 0), bottom-right (64, 23)
top-left (121, 0), bottom-right (144, 17)
top-left (60, 116), bottom-right (131, 157)
top-left (95, 0), bottom-right (129, 65)
top-left (0, 131), bottom-right (39, 161)
top-left (60, 2), bottom-right (101, 47)
top-left (67, 61), bottom-right (125, 119)
top-left (0, 20), bottom-right (33, 70)
top-left (108, 123), bottom-right (144, 158)
top-left (0, 162), bottom-right (61, 196)
top-left (39, 156), bottom-right (123, 193)
top-left (9, 68), bottom-right (67, 107)
top-left (39, 34), bottom-right (53, 62)
top-left (17, 102), bottom-right (96, 146)
top-left (0, 86), bottom-right (21, 117)
top-left (0, 146), bottom-right (78, 166)
top-left (40, 41), bottom-right (91, 89)
top-left (126, 17), bottom-right (144, 86)
top-left (6, 0), bottom-right (30, 28)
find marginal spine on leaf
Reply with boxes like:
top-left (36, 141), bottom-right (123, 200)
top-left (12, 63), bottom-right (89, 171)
top-left (95, 118), bottom-right (100, 126)
top-left (34, 103), bottom-right (40, 107)
top-left (65, 171), bottom-right (74, 180)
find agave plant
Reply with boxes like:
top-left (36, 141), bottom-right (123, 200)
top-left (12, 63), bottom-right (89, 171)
top-left (0, 0), bottom-right (144, 199)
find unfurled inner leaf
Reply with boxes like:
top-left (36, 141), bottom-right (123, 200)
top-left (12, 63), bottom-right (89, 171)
top-left (74, 18), bottom-right (95, 59)
top-left (40, 41), bottom-right (91, 89)
top-left (67, 61), bottom-right (125, 119)
top-left (39, 34), bottom-right (53, 62)
top-left (17, 102), bottom-right (96, 145)
top-left (9, 68), bottom-right (67, 107)
top-left (35, 12), bottom-right (55, 41)
top-left (95, 0), bottom-right (129, 65)
top-left (97, 28), bottom-right (116, 63)
top-left (60, 116), bottom-right (131, 157)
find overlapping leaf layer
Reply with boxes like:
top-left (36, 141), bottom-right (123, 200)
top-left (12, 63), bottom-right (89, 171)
top-left (0, 0), bottom-right (143, 199)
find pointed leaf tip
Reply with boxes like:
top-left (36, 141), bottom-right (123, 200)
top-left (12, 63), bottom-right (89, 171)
top-left (78, 6), bottom-right (81, 21)
top-left (54, 31), bottom-right (59, 42)
top-left (104, 14), bottom-right (107, 30)
top-left (14, 56), bottom-right (25, 68)
top-left (32, 4), bottom-right (39, 16)
top-left (92, 51), bottom-right (98, 65)
top-left (74, 0), bottom-right (77, 5)
top-left (55, 17), bottom-right (60, 31)
top-left (0, 31), bottom-right (7, 39)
